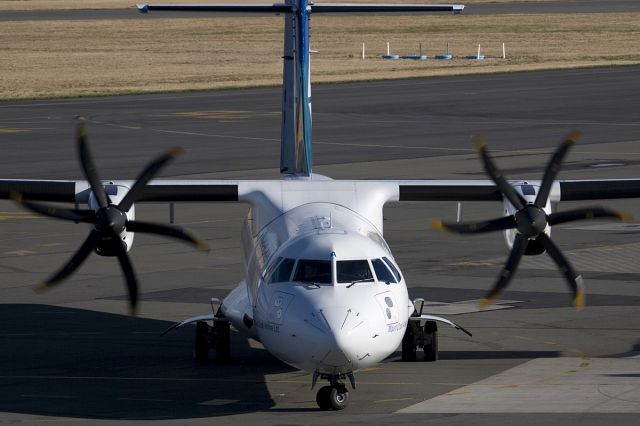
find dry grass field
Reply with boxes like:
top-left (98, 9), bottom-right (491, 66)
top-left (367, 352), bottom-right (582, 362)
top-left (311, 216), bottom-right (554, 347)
top-left (1, 1), bottom-right (639, 99)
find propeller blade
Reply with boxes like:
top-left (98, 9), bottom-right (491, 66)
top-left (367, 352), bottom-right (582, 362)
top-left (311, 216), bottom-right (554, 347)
top-left (118, 147), bottom-right (184, 212)
top-left (34, 230), bottom-right (100, 292)
top-left (11, 192), bottom-right (96, 223)
top-left (537, 233), bottom-right (585, 310)
top-left (126, 220), bottom-right (210, 252)
top-left (432, 215), bottom-right (517, 234)
top-left (77, 120), bottom-right (110, 209)
top-left (475, 135), bottom-right (525, 210)
top-left (479, 233), bottom-right (528, 308)
top-left (534, 131), bottom-right (580, 207)
top-left (114, 240), bottom-right (139, 315)
top-left (548, 206), bottom-right (632, 227)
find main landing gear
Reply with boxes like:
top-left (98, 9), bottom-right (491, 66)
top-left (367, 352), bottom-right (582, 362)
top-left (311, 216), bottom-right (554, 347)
top-left (402, 298), bottom-right (439, 362)
top-left (402, 319), bottom-right (438, 361)
top-left (314, 372), bottom-right (356, 410)
top-left (194, 317), bottom-right (231, 363)
top-left (193, 299), bottom-right (231, 363)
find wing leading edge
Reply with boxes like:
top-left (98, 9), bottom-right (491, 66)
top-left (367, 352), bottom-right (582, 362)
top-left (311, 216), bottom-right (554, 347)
top-left (3, 179), bottom-right (640, 204)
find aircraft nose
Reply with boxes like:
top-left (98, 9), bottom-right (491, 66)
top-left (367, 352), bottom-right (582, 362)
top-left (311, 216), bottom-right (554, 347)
top-left (311, 306), bottom-right (373, 372)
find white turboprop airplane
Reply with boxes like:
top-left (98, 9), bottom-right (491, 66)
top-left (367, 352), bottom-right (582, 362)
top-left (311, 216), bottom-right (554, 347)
top-left (2, 1), bottom-right (640, 411)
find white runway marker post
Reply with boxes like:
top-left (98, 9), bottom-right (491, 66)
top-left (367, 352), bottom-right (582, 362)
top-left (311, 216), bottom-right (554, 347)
top-left (502, 42), bottom-right (506, 59)
top-left (362, 42), bottom-right (365, 60)
top-left (387, 41), bottom-right (390, 56)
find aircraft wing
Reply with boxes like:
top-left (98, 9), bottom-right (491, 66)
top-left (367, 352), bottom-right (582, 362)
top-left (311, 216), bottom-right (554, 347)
top-left (3, 178), bottom-right (640, 203)
top-left (395, 179), bottom-right (640, 202)
top-left (0, 179), bottom-right (239, 203)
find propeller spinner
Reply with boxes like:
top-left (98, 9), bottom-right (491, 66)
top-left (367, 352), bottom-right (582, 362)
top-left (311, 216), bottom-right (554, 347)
top-left (11, 120), bottom-right (209, 314)
top-left (432, 132), bottom-right (631, 310)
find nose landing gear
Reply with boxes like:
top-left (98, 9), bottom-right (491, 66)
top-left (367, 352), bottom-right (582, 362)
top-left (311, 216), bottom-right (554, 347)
top-left (316, 383), bottom-right (349, 410)
top-left (314, 372), bottom-right (355, 410)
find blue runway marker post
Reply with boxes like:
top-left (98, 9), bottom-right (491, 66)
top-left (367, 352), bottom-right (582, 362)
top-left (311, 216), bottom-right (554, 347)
top-left (382, 41), bottom-right (399, 59)
top-left (436, 42), bottom-right (453, 60)
top-left (466, 44), bottom-right (485, 60)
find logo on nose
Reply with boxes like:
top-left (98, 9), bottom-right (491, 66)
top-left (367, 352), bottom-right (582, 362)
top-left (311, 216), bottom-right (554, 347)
top-left (376, 292), bottom-right (399, 325)
top-left (269, 291), bottom-right (294, 324)
top-left (384, 296), bottom-right (394, 319)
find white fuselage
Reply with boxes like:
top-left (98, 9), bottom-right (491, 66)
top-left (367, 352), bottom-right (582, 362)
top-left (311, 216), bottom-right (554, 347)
top-left (221, 189), bottom-right (411, 376)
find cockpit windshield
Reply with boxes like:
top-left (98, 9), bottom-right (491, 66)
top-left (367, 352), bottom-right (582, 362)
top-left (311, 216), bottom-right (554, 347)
top-left (270, 256), bottom-right (400, 285)
top-left (268, 258), bottom-right (296, 283)
top-left (382, 257), bottom-right (402, 282)
top-left (337, 260), bottom-right (373, 283)
top-left (293, 259), bottom-right (332, 284)
top-left (371, 258), bottom-right (397, 283)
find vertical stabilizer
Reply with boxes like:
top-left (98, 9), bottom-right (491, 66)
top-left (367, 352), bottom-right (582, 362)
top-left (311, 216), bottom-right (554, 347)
top-left (280, 0), bottom-right (313, 176)
top-left (138, 3), bottom-right (464, 177)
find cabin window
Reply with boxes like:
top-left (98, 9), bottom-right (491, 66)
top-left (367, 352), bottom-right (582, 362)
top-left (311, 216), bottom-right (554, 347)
top-left (382, 257), bottom-right (402, 282)
top-left (268, 258), bottom-right (296, 283)
top-left (293, 259), bottom-right (332, 284)
top-left (337, 260), bottom-right (373, 283)
top-left (372, 258), bottom-right (397, 283)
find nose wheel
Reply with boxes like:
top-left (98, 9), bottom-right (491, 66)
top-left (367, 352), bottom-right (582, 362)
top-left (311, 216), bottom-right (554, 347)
top-left (316, 384), bottom-right (350, 410)
top-left (314, 373), bottom-right (355, 410)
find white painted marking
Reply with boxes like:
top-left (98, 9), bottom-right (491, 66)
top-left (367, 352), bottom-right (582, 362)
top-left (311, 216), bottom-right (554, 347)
top-left (4, 250), bottom-right (37, 256)
top-left (87, 118), bottom-right (640, 155)
top-left (590, 163), bottom-right (625, 168)
top-left (104, 123), bottom-right (141, 130)
top-left (153, 128), bottom-right (278, 143)
top-left (398, 358), bottom-right (640, 413)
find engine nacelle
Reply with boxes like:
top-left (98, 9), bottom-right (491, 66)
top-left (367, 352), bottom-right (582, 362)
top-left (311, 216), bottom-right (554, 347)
top-left (88, 183), bottom-right (135, 254)
top-left (503, 182), bottom-right (551, 255)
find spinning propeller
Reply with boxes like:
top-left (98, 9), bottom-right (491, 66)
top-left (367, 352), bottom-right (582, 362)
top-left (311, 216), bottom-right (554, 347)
top-left (432, 132), bottom-right (631, 310)
top-left (12, 120), bottom-right (209, 314)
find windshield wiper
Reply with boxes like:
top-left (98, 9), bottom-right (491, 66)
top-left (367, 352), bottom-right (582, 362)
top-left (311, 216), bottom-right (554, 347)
top-left (346, 278), bottom-right (374, 288)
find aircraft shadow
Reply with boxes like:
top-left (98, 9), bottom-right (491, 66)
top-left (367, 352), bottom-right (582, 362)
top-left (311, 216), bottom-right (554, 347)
top-left (390, 350), bottom-right (560, 361)
top-left (0, 304), bottom-right (293, 420)
top-left (437, 350), bottom-right (560, 360)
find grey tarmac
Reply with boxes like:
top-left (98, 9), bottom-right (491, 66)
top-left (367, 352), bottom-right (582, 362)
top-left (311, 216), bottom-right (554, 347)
top-left (0, 67), bottom-right (640, 424)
